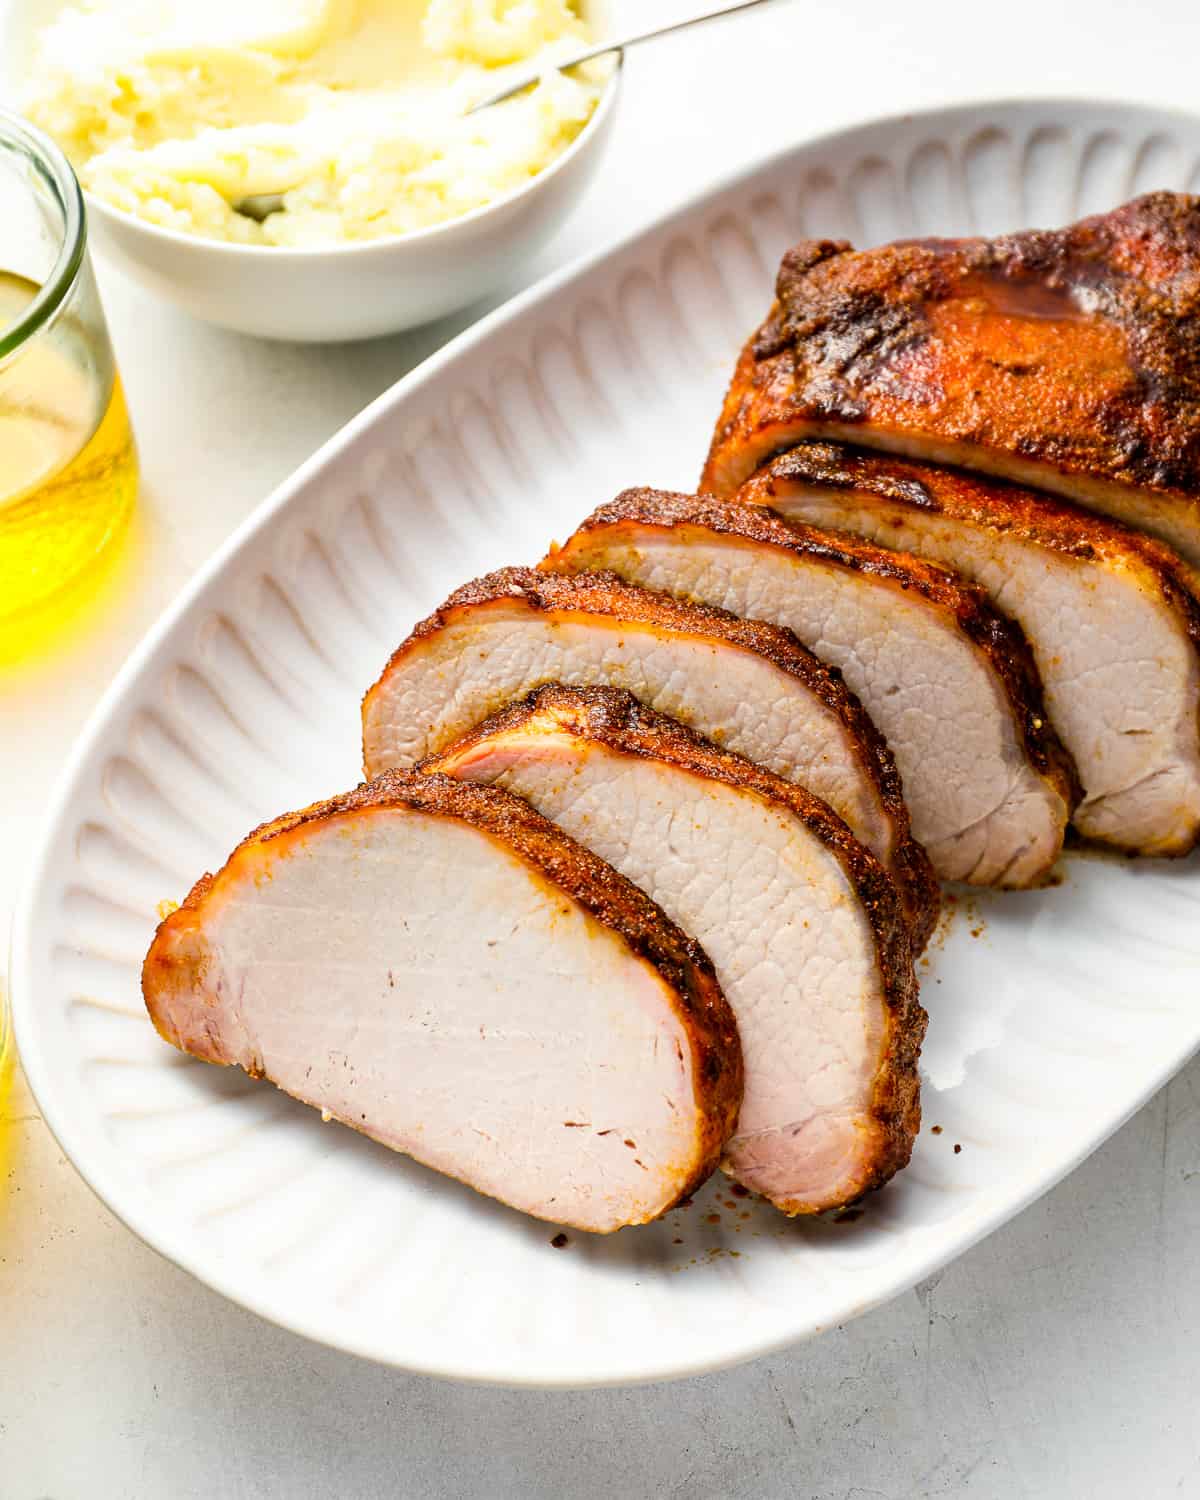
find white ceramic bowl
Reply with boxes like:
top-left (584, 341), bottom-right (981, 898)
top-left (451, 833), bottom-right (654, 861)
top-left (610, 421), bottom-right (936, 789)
top-left (0, 0), bottom-right (621, 342)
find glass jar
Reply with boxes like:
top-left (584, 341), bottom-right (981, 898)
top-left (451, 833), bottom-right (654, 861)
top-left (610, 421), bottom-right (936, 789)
top-left (0, 935), bottom-right (11, 1190)
top-left (0, 967), bottom-right (9, 1132)
top-left (0, 107), bottom-right (137, 645)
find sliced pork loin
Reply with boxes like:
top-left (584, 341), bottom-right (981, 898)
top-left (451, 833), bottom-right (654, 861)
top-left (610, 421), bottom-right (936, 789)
top-left (546, 491), bottom-right (1077, 887)
top-left (362, 567), bottom-right (938, 947)
top-left (701, 194), bottom-right (1200, 570)
top-left (742, 444), bottom-right (1200, 856)
top-left (429, 685), bottom-right (925, 1213)
top-left (143, 771), bottom-right (742, 1234)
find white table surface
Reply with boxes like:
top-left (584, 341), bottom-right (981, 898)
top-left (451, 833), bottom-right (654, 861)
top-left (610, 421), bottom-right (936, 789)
top-left (4, 3), bottom-right (1200, 1495)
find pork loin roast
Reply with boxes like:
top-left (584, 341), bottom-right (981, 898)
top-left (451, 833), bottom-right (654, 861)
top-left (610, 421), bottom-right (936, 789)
top-left (143, 771), bottom-right (742, 1234)
top-left (429, 685), bottom-right (925, 1213)
top-left (741, 444), bottom-right (1200, 856)
top-left (701, 194), bottom-right (1200, 571)
top-left (362, 566), bottom-right (937, 945)
top-left (546, 492), bottom-right (1077, 887)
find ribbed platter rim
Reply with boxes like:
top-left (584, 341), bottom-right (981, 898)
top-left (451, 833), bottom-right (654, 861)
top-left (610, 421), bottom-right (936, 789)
top-left (13, 97), bottom-right (1200, 1386)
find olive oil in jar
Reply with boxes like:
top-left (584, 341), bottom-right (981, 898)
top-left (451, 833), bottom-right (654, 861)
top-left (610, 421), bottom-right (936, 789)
top-left (0, 269), bottom-right (137, 636)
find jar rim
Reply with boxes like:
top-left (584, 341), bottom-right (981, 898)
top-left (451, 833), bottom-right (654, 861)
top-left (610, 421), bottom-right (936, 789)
top-left (0, 107), bottom-right (86, 361)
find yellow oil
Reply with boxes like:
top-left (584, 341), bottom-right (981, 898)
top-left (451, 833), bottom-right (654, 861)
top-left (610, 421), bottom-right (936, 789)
top-left (0, 270), bottom-right (137, 650)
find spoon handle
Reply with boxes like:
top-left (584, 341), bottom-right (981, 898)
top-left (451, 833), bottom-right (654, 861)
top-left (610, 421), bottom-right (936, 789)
top-left (468, 0), bottom-right (778, 114)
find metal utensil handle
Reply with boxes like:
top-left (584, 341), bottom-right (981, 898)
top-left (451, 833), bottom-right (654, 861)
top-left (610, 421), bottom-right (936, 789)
top-left (469, 0), bottom-right (777, 113)
top-left (566, 0), bottom-right (775, 68)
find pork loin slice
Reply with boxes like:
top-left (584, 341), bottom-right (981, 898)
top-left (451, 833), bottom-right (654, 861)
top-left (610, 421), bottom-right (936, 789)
top-left (429, 685), bottom-right (925, 1213)
top-left (142, 771), bottom-right (742, 1234)
top-left (362, 567), bottom-right (938, 947)
top-left (742, 444), bottom-right (1200, 856)
top-left (701, 194), bottom-right (1200, 570)
top-left (546, 492), bottom-right (1077, 887)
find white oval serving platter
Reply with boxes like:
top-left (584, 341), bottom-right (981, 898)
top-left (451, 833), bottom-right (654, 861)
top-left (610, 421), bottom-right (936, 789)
top-left (13, 99), bottom-right (1200, 1387)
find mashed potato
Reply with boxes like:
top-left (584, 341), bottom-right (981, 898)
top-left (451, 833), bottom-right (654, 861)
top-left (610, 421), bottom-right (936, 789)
top-left (23, 0), bottom-right (604, 246)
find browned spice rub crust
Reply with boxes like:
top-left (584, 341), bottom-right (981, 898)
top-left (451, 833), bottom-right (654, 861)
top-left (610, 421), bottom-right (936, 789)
top-left (555, 488), bottom-right (1081, 821)
top-left (745, 442), bottom-right (1200, 658)
top-left (374, 563), bottom-right (938, 947)
top-left (702, 192), bottom-right (1200, 518)
top-left (431, 683), bottom-right (928, 1207)
top-left (381, 562), bottom-right (902, 707)
top-left (143, 769), bottom-right (743, 1210)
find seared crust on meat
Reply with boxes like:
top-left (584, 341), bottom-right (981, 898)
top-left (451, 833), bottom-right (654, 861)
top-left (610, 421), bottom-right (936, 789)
top-left (385, 563), bottom-right (890, 698)
top-left (702, 193), bottom-right (1200, 531)
top-left (365, 564), bottom-right (938, 946)
top-left (143, 769), bottom-right (743, 1207)
top-left (554, 489), bottom-right (1080, 824)
top-left (747, 442), bottom-right (1200, 662)
top-left (431, 683), bottom-right (927, 1208)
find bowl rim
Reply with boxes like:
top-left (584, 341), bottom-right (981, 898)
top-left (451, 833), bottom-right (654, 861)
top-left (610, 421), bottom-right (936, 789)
top-left (79, 55), bottom-right (623, 261)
